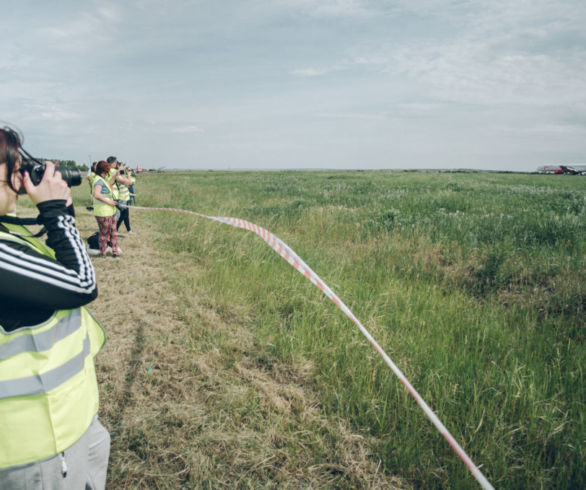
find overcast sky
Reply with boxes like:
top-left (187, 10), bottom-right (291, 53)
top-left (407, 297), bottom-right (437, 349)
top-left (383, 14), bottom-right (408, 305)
top-left (2, 0), bottom-right (585, 171)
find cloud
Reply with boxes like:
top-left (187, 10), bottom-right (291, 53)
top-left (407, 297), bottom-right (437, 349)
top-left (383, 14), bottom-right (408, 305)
top-left (315, 111), bottom-right (389, 120)
top-left (34, 104), bottom-right (82, 123)
top-left (36, 3), bottom-right (122, 52)
top-left (290, 66), bottom-right (341, 77)
top-left (276, 0), bottom-right (375, 17)
top-left (290, 54), bottom-right (387, 78)
top-left (502, 121), bottom-right (586, 135)
top-left (97, 4), bottom-right (122, 22)
top-left (351, 55), bottom-right (387, 66)
top-left (2, 0), bottom-right (584, 171)
top-left (389, 38), bottom-right (586, 109)
top-left (314, 0), bottom-right (586, 112)
top-left (167, 124), bottom-right (204, 134)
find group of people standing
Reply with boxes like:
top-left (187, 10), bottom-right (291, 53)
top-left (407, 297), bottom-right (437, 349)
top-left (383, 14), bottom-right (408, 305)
top-left (88, 156), bottom-right (137, 258)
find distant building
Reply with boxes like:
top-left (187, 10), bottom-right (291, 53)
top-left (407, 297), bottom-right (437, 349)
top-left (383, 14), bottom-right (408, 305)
top-left (537, 164), bottom-right (586, 175)
top-left (537, 165), bottom-right (562, 174)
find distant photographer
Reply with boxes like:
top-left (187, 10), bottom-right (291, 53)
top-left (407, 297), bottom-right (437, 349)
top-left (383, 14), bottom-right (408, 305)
top-left (93, 160), bottom-right (120, 257)
top-left (128, 167), bottom-right (136, 205)
top-left (113, 160), bottom-right (133, 234)
top-left (0, 127), bottom-right (109, 489)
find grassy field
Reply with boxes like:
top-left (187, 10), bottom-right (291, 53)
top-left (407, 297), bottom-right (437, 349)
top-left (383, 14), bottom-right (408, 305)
top-left (69, 170), bottom-right (584, 488)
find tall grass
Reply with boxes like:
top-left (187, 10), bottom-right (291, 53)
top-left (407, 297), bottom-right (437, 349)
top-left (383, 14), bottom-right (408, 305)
top-left (106, 171), bottom-right (584, 487)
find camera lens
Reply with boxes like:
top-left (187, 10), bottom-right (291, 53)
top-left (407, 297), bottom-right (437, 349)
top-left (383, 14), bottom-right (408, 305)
top-left (57, 167), bottom-right (83, 187)
top-left (20, 158), bottom-right (83, 187)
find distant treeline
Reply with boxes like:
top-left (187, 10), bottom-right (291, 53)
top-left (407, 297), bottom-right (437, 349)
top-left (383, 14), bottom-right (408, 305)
top-left (39, 159), bottom-right (89, 172)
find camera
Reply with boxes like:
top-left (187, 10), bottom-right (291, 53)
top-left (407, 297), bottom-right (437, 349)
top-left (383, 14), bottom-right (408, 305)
top-left (20, 157), bottom-right (83, 187)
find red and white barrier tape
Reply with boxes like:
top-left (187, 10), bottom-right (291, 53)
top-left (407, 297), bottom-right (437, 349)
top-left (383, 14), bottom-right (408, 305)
top-left (133, 205), bottom-right (494, 489)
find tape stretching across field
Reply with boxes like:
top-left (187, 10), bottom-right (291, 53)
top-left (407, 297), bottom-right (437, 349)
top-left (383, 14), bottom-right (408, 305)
top-left (132, 205), bottom-right (494, 490)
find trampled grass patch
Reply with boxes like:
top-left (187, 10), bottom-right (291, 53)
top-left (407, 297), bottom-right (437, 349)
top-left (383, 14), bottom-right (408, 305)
top-left (71, 170), bottom-right (584, 488)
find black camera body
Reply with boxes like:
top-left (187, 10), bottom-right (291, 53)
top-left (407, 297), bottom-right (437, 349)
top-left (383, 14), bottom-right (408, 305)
top-left (20, 158), bottom-right (83, 187)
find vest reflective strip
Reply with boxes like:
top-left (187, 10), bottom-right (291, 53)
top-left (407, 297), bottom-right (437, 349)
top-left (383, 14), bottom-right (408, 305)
top-left (0, 335), bottom-right (90, 399)
top-left (0, 310), bottom-right (81, 361)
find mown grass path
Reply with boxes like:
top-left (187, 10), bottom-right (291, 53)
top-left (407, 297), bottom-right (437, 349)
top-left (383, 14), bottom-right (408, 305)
top-left (77, 207), bottom-right (404, 489)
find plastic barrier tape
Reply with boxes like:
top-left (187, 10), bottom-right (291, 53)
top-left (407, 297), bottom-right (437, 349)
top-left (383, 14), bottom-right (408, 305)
top-left (132, 205), bottom-right (494, 489)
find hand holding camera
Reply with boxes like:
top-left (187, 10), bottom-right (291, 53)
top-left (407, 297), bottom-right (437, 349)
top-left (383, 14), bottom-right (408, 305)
top-left (22, 161), bottom-right (71, 206)
top-left (19, 150), bottom-right (82, 187)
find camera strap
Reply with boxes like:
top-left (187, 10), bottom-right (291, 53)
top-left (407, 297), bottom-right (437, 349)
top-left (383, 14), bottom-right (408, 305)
top-left (0, 215), bottom-right (47, 237)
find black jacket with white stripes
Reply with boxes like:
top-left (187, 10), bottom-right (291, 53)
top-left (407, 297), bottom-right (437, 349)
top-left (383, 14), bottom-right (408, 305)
top-left (0, 200), bottom-right (98, 331)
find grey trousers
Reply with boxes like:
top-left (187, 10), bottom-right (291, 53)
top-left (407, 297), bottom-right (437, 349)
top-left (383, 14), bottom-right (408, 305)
top-left (0, 416), bottom-right (110, 490)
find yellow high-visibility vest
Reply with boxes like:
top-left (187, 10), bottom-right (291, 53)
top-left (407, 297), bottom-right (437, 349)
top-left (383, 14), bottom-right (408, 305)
top-left (88, 171), bottom-right (97, 193)
top-left (93, 176), bottom-right (116, 217)
top-left (116, 180), bottom-right (130, 202)
top-left (0, 223), bottom-right (106, 469)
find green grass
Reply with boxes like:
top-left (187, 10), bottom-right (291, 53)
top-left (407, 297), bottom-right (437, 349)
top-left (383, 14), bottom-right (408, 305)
top-left (78, 170), bottom-right (584, 488)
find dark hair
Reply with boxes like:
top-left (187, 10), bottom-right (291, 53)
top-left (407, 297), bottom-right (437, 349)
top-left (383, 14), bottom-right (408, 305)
top-left (96, 160), bottom-right (111, 177)
top-left (106, 156), bottom-right (117, 164)
top-left (0, 127), bottom-right (23, 193)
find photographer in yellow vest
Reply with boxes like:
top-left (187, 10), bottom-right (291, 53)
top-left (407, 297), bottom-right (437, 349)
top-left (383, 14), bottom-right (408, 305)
top-left (0, 127), bottom-right (109, 489)
top-left (113, 160), bottom-right (133, 234)
top-left (93, 160), bottom-right (120, 257)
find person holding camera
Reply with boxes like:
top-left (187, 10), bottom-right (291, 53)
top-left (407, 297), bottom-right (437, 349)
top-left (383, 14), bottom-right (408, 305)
top-left (93, 160), bottom-right (120, 257)
top-left (0, 127), bottom-right (110, 488)
top-left (128, 167), bottom-right (136, 205)
top-left (113, 160), bottom-right (133, 234)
